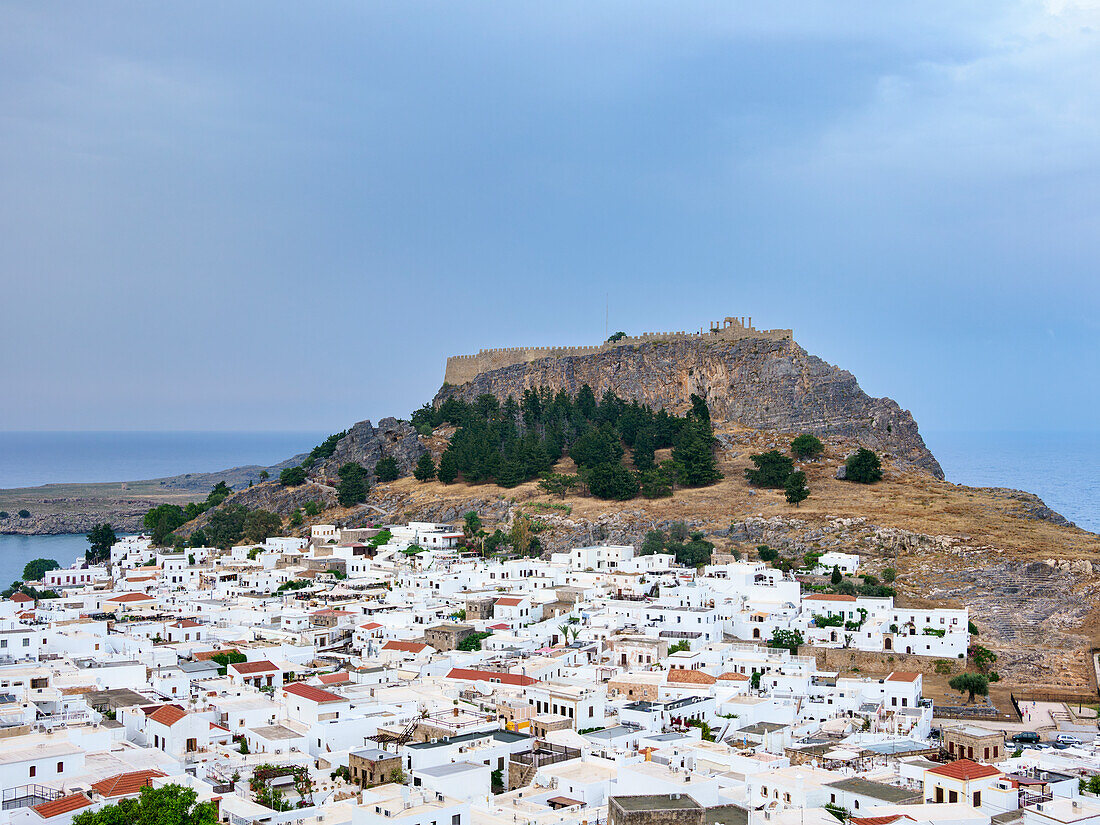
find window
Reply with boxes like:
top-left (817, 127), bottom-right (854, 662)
top-left (57, 761), bottom-right (64, 773)
top-left (452, 816), bottom-right (461, 825)
top-left (23, 638), bottom-right (29, 647)
top-left (949, 791), bottom-right (958, 804)
top-left (973, 792), bottom-right (981, 807)
top-left (30, 764), bottom-right (37, 777)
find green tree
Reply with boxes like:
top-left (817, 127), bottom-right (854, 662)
top-left (375, 456), bottom-right (399, 482)
top-left (288, 510), bottom-right (303, 527)
top-left (437, 451), bottom-right (459, 484)
top-left (207, 505), bottom-right (248, 548)
top-left (22, 558), bottom-right (60, 582)
top-left (258, 470), bottom-right (269, 481)
top-left (606, 331), bottom-right (627, 342)
top-left (669, 522), bottom-right (689, 542)
top-left (790, 433), bottom-right (824, 459)
top-left (538, 473), bottom-right (579, 498)
top-left (457, 632), bottom-right (491, 651)
top-left (413, 453), bottom-right (437, 482)
top-left (768, 628), bottom-right (804, 654)
top-left (671, 420), bottom-right (722, 487)
top-left (0, 512), bottom-right (8, 519)
top-left (632, 427), bottom-right (656, 472)
top-left (883, 567), bottom-right (897, 583)
top-left (638, 468), bottom-right (673, 498)
top-left (831, 565), bottom-right (843, 585)
top-left (243, 509), bottom-right (283, 544)
top-left (18, 509), bottom-right (31, 518)
top-left (844, 448), bottom-right (883, 484)
top-left (72, 784), bottom-right (217, 825)
top-left (949, 672), bottom-right (989, 703)
top-left (188, 529), bottom-right (207, 547)
top-left (336, 462), bottom-right (369, 506)
top-left (86, 523), bottom-right (117, 563)
top-left (570, 425), bottom-right (624, 469)
top-left (640, 530), bottom-right (666, 556)
top-left (303, 500), bottom-right (322, 517)
top-left (784, 470), bottom-right (809, 506)
top-left (757, 545), bottom-right (779, 563)
top-left (279, 465), bottom-right (307, 487)
top-left (745, 451), bottom-right (794, 488)
top-left (585, 462), bottom-right (639, 500)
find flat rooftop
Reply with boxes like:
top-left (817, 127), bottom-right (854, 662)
top-left (611, 795), bottom-right (703, 812)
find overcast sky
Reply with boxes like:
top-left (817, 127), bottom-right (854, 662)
top-left (1, 1), bottom-right (1097, 434)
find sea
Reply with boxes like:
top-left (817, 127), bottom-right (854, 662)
top-left (0, 431), bottom-right (326, 586)
top-left (0, 429), bottom-right (1095, 587)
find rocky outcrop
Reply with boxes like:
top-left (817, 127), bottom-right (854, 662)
top-left (315, 418), bottom-right (427, 480)
top-left (435, 337), bottom-right (944, 479)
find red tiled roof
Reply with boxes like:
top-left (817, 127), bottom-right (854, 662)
top-left (147, 705), bottom-right (188, 727)
top-left (230, 660), bottom-right (279, 674)
top-left (446, 668), bottom-right (537, 686)
top-left (108, 592), bottom-right (154, 602)
top-left (91, 769), bottom-right (167, 797)
top-left (193, 648), bottom-right (239, 661)
top-left (716, 672), bottom-right (750, 681)
top-left (31, 793), bottom-right (92, 819)
top-left (383, 641), bottom-right (428, 653)
top-left (210, 722), bottom-right (230, 732)
top-left (886, 671), bottom-right (921, 682)
top-left (850, 816), bottom-right (915, 825)
top-left (804, 594), bottom-right (857, 602)
top-left (11, 593), bottom-right (33, 603)
top-left (667, 669), bottom-right (717, 685)
top-left (495, 597), bottom-right (524, 606)
top-left (927, 759), bottom-right (1001, 781)
top-left (284, 683), bottom-right (345, 703)
top-left (172, 619), bottom-right (202, 628)
top-left (488, 623), bottom-right (510, 630)
top-left (318, 671), bottom-right (351, 685)
top-left (360, 622), bottom-right (383, 630)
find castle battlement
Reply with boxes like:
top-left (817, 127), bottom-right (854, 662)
top-left (443, 316), bottom-right (792, 386)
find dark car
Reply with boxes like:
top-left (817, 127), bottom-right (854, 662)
top-left (1012, 731), bottom-right (1041, 744)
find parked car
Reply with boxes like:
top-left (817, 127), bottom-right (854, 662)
top-left (1012, 731), bottom-right (1041, 744)
top-left (1056, 734), bottom-right (1083, 746)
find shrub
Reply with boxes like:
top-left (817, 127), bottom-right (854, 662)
top-left (790, 433), bottom-right (824, 459)
top-left (844, 448), bottom-right (883, 484)
top-left (18, 509), bottom-right (31, 518)
top-left (585, 462), bottom-right (639, 500)
top-left (882, 567), bottom-right (897, 583)
top-left (279, 466), bottom-right (307, 487)
top-left (413, 453), bottom-right (437, 482)
top-left (375, 456), bottom-right (399, 482)
top-left (744, 451), bottom-right (794, 488)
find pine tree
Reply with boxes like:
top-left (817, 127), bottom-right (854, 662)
top-left (437, 450), bottom-right (458, 484)
top-left (413, 453), bottom-right (437, 482)
top-left (632, 427), bottom-right (656, 471)
top-left (784, 470), bottom-right (809, 507)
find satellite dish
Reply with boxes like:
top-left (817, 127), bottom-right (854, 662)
top-left (475, 680), bottom-right (493, 696)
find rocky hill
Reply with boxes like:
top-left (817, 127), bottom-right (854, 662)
top-left (435, 336), bottom-right (943, 479)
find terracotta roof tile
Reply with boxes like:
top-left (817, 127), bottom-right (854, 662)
top-left (284, 683), bottom-right (345, 703)
top-left (383, 641), bottom-right (428, 653)
top-left (927, 759), bottom-right (1001, 781)
top-left (886, 671), bottom-right (920, 682)
top-left (716, 672), bottom-right (750, 681)
top-left (495, 597), bottom-right (524, 606)
top-left (446, 667), bottom-right (537, 686)
top-left (230, 660), bottom-right (278, 674)
top-left (31, 793), bottom-right (92, 819)
top-left (91, 769), bottom-right (167, 797)
top-left (667, 668), bottom-right (717, 685)
top-left (108, 592), bottom-right (154, 603)
top-left (147, 704), bottom-right (188, 727)
top-left (804, 594), bottom-right (857, 602)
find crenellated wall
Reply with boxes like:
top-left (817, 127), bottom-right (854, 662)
top-left (443, 316), bottom-right (792, 385)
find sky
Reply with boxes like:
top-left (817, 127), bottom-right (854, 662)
top-left (1, 1), bottom-right (1098, 435)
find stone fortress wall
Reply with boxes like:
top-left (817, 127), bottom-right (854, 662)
top-left (444, 315), bottom-right (793, 386)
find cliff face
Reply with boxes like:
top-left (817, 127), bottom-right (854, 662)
top-left (435, 337), bottom-right (944, 478)
top-left (315, 417), bottom-right (426, 480)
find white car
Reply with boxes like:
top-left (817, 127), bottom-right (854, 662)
top-left (1056, 734), bottom-right (1083, 745)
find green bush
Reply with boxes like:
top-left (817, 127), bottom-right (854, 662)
top-left (844, 448), bottom-right (883, 484)
top-left (375, 457), bottom-right (399, 482)
top-left (279, 466), bottom-right (307, 487)
top-left (790, 433), bottom-right (824, 459)
top-left (744, 451), bottom-right (794, 488)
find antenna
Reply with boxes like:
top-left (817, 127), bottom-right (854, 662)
top-left (605, 294), bottom-right (608, 339)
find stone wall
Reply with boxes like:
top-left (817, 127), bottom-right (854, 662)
top-left (444, 316), bottom-right (792, 386)
top-left (800, 645), bottom-right (964, 677)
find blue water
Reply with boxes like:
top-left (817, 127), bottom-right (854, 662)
top-left (0, 431), bottom-right (327, 489)
top-left (923, 430), bottom-right (1099, 534)
top-left (0, 534), bottom-right (95, 589)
